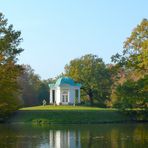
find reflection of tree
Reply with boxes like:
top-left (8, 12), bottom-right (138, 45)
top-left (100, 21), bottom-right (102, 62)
top-left (133, 124), bottom-right (148, 145)
top-left (0, 125), bottom-right (41, 148)
top-left (110, 129), bottom-right (119, 148)
top-left (87, 131), bottom-right (93, 148)
top-left (110, 124), bottom-right (148, 148)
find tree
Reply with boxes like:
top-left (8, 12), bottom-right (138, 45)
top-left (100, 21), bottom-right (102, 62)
top-left (19, 65), bottom-right (50, 106)
top-left (114, 75), bottom-right (148, 109)
top-left (111, 19), bottom-right (148, 76)
top-left (0, 13), bottom-right (24, 116)
top-left (19, 65), bottom-right (41, 106)
top-left (37, 80), bottom-right (49, 104)
top-left (124, 19), bottom-right (148, 73)
top-left (111, 19), bottom-right (148, 109)
top-left (65, 54), bottom-right (112, 106)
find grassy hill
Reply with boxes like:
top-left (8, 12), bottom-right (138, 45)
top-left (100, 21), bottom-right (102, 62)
top-left (8, 105), bottom-right (136, 124)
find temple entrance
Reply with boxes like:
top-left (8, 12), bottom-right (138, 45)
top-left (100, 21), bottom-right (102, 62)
top-left (52, 90), bottom-right (55, 103)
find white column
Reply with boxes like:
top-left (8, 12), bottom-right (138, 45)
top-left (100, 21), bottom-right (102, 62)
top-left (56, 87), bottom-right (61, 105)
top-left (68, 88), bottom-right (70, 103)
top-left (78, 88), bottom-right (81, 103)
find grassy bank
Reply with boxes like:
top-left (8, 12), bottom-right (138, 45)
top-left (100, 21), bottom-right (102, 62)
top-left (6, 105), bottom-right (148, 124)
top-left (8, 105), bottom-right (148, 124)
top-left (20, 105), bottom-right (117, 111)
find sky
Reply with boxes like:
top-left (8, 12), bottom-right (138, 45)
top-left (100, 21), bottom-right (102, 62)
top-left (0, 0), bottom-right (148, 79)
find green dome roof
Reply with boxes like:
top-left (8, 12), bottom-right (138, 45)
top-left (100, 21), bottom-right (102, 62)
top-left (49, 77), bottom-right (81, 88)
top-left (56, 77), bottom-right (75, 86)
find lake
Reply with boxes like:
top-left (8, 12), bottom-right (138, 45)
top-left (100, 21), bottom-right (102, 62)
top-left (0, 123), bottom-right (148, 148)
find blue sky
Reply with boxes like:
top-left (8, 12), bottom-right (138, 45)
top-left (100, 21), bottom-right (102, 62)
top-left (1, 0), bottom-right (148, 79)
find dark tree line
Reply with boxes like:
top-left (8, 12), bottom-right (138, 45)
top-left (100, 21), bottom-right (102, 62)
top-left (19, 65), bottom-right (49, 107)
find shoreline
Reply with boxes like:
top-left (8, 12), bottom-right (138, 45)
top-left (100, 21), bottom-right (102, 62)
top-left (6, 109), bottom-right (148, 125)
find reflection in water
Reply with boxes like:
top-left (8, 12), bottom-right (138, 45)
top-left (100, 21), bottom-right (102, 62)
top-left (49, 130), bottom-right (80, 148)
top-left (0, 123), bottom-right (148, 148)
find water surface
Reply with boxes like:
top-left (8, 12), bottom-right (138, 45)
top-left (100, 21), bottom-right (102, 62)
top-left (0, 123), bottom-right (148, 148)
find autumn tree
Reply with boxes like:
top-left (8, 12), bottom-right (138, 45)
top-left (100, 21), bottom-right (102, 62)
top-left (114, 75), bottom-right (148, 109)
top-left (0, 13), bottom-right (24, 116)
top-left (112, 19), bottom-right (148, 77)
top-left (111, 19), bottom-right (148, 109)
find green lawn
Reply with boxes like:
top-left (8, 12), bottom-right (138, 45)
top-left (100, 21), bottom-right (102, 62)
top-left (8, 105), bottom-right (147, 124)
top-left (8, 105), bottom-right (127, 124)
top-left (20, 105), bottom-right (117, 111)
